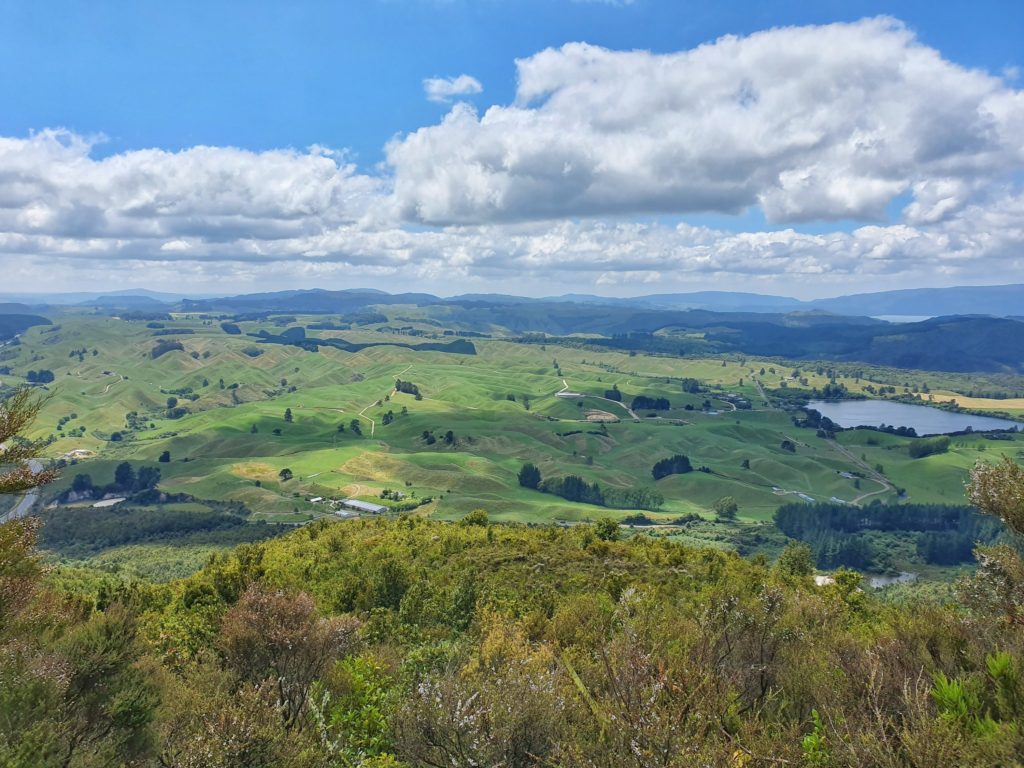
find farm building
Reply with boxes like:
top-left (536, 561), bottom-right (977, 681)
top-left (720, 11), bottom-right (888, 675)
top-left (339, 498), bottom-right (387, 514)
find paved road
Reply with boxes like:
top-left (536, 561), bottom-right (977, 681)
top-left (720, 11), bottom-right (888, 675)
top-left (1, 459), bottom-right (44, 524)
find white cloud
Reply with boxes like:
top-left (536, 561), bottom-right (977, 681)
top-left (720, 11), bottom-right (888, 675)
top-left (2, 18), bottom-right (1024, 296)
top-left (0, 129), bottom-right (382, 243)
top-left (596, 270), bottom-right (662, 286)
top-left (159, 239), bottom-right (192, 252)
top-left (423, 74), bottom-right (483, 103)
top-left (388, 18), bottom-right (1024, 225)
top-left (5, 189), bottom-right (1022, 288)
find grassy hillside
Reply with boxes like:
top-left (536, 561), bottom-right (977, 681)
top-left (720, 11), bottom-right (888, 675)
top-left (1, 310), bottom-right (1021, 578)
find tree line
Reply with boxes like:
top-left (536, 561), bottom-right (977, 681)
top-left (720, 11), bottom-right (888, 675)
top-left (652, 454), bottom-right (693, 480)
top-left (62, 461), bottom-right (162, 502)
top-left (775, 500), bottom-right (1003, 568)
top-left (39, 505), bottom-right (286, 558)
top-left (394, 379), bottom-right (422, 399)
top-left (631, 395), bottom-right (671, 411)
top-left (518, 462), bottom-right (664, 510)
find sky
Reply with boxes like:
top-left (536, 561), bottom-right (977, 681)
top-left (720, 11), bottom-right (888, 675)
top-left (1, 0), bottom-right (1023, 299)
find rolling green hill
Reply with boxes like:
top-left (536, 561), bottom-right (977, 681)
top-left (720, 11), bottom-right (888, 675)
top-left (3, 302), bottom-right (1024, 767)
top-left (1, 308), bottom-right (1021, 582)
top-left (152, 288), bottom-right (1024, 372)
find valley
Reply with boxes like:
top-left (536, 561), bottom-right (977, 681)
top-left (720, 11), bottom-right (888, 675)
top-left (2, 302), bottom-right (1021, 582)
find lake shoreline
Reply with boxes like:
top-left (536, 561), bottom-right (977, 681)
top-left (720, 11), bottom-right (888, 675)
top-left (808, 398), bottom-right (1022, 436)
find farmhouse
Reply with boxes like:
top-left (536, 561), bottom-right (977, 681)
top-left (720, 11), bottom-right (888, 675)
top-left (339, 498), bottom-right (387, 514)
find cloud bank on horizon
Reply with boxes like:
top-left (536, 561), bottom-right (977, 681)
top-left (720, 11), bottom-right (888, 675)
top-left (2, 17), bottom-right (1023, 296)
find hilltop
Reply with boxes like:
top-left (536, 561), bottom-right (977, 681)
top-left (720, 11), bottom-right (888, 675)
top-left (3, 512), bottom-right (1023, 766)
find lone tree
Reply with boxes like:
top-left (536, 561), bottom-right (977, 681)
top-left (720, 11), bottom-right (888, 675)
top-left (968, 457), bottom-right (1024, 534)
top-left (114, 462), bottom-right (136, 491)
top-left (284, 408), bottom-right (293, 423)
top-left (349, 419), bottom-right (362, 436)
top-left (775, 541), bottom-right (815, 577)
top-left (218, 583), bottom-right (360, 730)
top-left (713, 496), bottom-right (739, 521)
top-left (594, 517), bottom-right (620, 541)
top-left (460, 509), bottom-right (489, 527)
top-left (964, 457), bottom-right (1024, 625)
top-left (279, 468), bottom-right (293, 482)
top-left (517, 462), bottom-right (542, 489)
top-left (158, 450), bottom-right (171, 463)
top-left (0, 388), bottom-right (58, 494)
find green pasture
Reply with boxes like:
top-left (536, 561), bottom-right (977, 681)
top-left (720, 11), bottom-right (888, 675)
top-left (3, 312), bottom-right (1021, 535)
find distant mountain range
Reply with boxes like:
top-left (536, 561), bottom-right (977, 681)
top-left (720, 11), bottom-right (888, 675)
top-left (5, 284), bottom-right (1024, 372)
top-left (808, 285), bottom-right (1024, 317)
top-left (165, 287), bottom-right (1024, 373)
top-left (170, 283), bottom-right (1021, 318)
top-left (0, 289), bottom-right (216, 307)
top-left (180, 289), bottom-right (441, 314)
top-left (7, 283), bottom-right (1019, 317)
top-left (537, 291), bottom-right (802, 313)
top-left (534, 284), bottom-right (1024, 316)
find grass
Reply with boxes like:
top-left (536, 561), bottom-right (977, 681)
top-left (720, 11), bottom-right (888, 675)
top-left (4, 311), bottom-right (1021, 540)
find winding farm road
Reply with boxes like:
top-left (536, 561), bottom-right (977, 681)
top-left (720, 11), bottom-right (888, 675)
top-left (753, 378), bottom-right (772, 408)
top-left (593, 394), bottom-right (638, 420)
top-left (827, 439), bottom-right (896, 504)
top-left (558, 378), bottom-right (638, 419)
top-left (100, 373), bottom-right (125, 394)
top-left (356, 364), bottom-right (415, 438)
top-left (356, 402), bottom-right (377, 438)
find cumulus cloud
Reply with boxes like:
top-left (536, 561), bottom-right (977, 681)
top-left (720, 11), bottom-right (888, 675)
top-left (0, 130), bottom-right (382, 244)
top-left (6, 187), bottom-right (1022, 287)
top-left (2, 18), bottom-right (1024, 295)
top-left (423, 74), bottom-right (483, 103)
top-left (388, 18), bottom-right (1024, 225)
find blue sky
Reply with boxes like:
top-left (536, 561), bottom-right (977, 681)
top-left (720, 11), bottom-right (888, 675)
top-left (5, 1), bottom-right (1021, 163)
top-left (2, 1), bottom-right (1023, 296)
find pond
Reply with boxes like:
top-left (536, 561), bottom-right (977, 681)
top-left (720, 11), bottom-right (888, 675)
top-left (867, 572), bottom-right (917, 589)
top-left (807, 399), bottom-right (1021, 436)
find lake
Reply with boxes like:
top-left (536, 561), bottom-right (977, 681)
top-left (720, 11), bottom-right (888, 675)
top-left (872, 315), bottom-right (934, 323)
top-left (807, 399), bottom-right (1021, 436)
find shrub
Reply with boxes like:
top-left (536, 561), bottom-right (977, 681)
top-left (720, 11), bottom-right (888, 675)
top-left (594, 517), bottom-right (619, 541)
